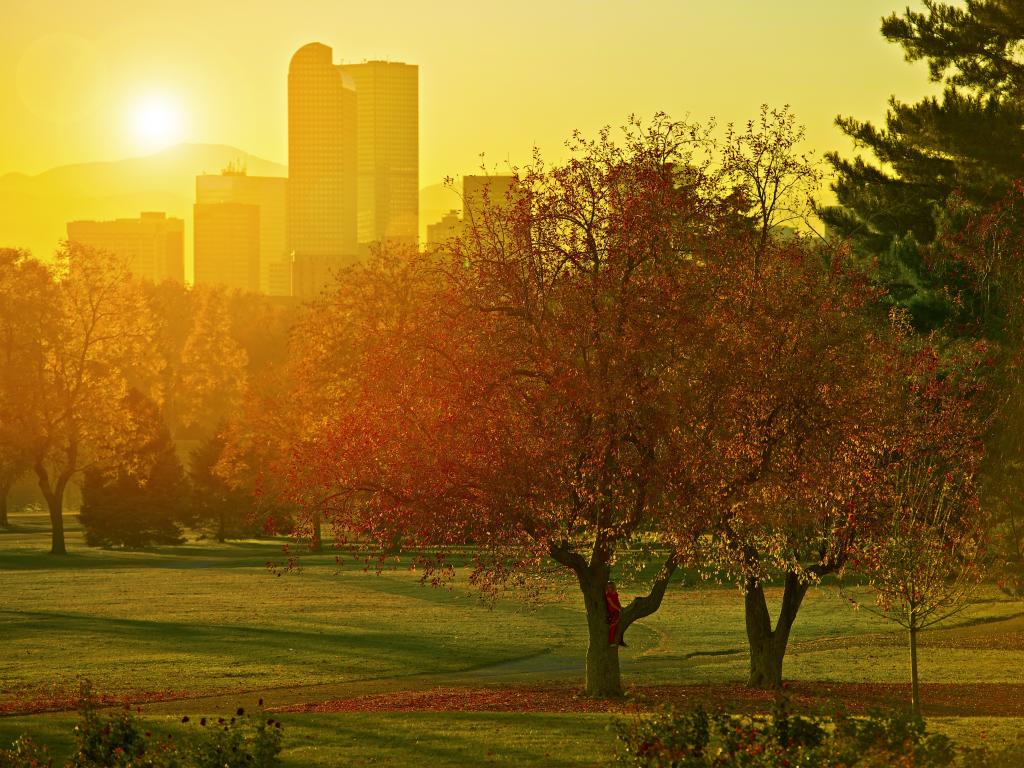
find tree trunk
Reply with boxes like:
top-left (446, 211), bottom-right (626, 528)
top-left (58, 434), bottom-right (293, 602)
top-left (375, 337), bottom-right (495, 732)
top-left (579, 572), bottom-right (623, 698)
top-left (909, 624), bottom-right (921, 716)
top-left (217, 509), bottom-right (226, 543)
top-left (0, 478), bottom-right (10, 528)
top-left (745, 571), bottom-right (809, 689)
top-left (553, 547), bottom-right (679, 699)
top-left (310, 511), bottom-right (323, 552)
top-left (34, 463), bottom-right (68, 556)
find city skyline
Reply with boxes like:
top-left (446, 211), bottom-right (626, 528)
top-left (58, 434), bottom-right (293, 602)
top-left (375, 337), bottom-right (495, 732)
top-left (3, 1), bottom-right (940, 190)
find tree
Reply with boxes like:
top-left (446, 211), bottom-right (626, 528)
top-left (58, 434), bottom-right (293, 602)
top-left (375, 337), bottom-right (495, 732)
top-left (11, 243), bottom-right (156, 554)
top-left (286, 116), bottom-right (752, 698)
top-left (822, 1), bottom-right (1024, 328)
top-left (698, 110), bottom-right (896, 690)
top-left (929, 184), bottom-right (1024, 593)
top-left (721, 104), bottom-right (824, 260)
top-left (176, 286), bottom-right (249, 439)
top-left (0, 249), bottom-right (53, 528)
top-left (78, 390), bottom-right (188, 548)
top-left (857, 460), bottom-right (985, 716)
top-left (843, 329), bottom-right (987, 715)
top-left (190, 433), bottom-right (261, 543)
top-left (694, 238), bottom-right (898, 690)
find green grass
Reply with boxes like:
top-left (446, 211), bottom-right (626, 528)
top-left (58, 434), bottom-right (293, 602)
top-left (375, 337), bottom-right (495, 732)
top-left (2, 507), bottom-right (1023, 765)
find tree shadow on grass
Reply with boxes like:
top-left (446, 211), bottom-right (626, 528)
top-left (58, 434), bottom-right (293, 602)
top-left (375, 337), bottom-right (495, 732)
top-left (0, 609), bottom-right (533, 681)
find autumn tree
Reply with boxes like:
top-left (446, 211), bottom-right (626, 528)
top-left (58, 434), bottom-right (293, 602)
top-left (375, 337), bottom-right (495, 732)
top-left (175, 286), bottom-right (249, 439)
top-left (10, 243), bottom-right (156, 554)
top-left (287, 116), bottom-right (752, 698)
top-left (0, 249), bottom-right (53, 527)
top-left (860, 458), bottom-right (985, 715)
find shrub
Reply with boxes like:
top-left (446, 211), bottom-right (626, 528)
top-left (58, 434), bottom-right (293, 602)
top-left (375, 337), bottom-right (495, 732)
top-left (614, 698), bottom-right (958, 767)
top-left (64, 683), bottom-right (281, 768)
top-left (0, 737), bottom-right (52, 768)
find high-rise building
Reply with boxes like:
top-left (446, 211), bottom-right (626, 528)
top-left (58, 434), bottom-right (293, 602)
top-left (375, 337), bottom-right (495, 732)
top-left (338, 60), bottom-right (419, 253)
top-left (195, 170), bottom-right (289, 295)
top-left (193, 202), bottom-right (260, 293)
top-left (426, 210), bottom-right (462, 246)
top-left (425, 176), bottom-right (519, 248)
top-left (288, 42), bottom-right (357, 298)
top-left (462, 175), bottom-right (517, 224)
top-left (66, 212), bottom-right (184, 284)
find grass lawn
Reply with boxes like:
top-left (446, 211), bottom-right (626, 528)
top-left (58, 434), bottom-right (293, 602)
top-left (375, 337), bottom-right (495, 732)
top-left (1, 507), bottom-right (1023, 765)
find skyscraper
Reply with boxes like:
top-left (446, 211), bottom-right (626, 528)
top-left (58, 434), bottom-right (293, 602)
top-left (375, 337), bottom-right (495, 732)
top-left (66, 212), bottom-right (184, 284)
top-left (339, 60), bottom-right (419, 253)
top-left (287, 42), bottom-right (357, 298)
top-left (195, 170), bottom-right (289, 295)
top-left (193, 201), bottom-right (260, 293)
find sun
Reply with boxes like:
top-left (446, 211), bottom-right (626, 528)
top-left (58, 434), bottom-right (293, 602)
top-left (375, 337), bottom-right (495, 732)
top-left (129, 95), bottom-right (183, 151)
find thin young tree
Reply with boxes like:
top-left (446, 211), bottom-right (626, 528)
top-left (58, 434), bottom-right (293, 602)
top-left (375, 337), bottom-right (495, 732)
top-left (858, 457), bottom-right (986, 715)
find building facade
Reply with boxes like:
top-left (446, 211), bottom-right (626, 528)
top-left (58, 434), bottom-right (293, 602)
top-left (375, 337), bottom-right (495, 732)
top-left (66, 212), bottom-right (184, 284)
top-left (288, 42), bottom-right (357, 298)
top-left (193, 202), bottom-right (261, 293)
top-left (195, 171), bottom-right (288, 295)
top-left (339, 60), bottom-right (419, 253)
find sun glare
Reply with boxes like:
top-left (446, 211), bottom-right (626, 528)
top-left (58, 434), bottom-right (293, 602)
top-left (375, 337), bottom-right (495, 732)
top-left (129, 95), bottom-right (183, 151)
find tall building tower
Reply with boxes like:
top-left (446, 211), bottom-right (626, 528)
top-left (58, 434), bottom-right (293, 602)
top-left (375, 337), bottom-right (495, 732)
top-left (193, 202), bottom-right (260, 293)
top-left (66, 212), bottom-right (184, 284)
top-left (288, 43), bottom-right (357, 298)
top-left (339, 61), bottom-right (419, 253)
top-left (195, 170), bottom-right (289, 295)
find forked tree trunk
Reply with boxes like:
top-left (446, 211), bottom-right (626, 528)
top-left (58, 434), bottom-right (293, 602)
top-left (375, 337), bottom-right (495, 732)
top-left (34, 463), bottom-right (69, 556)
top-left (745, 571), bottom-right (810, 689)
top-left (554, 546), bottom-right (679, 699)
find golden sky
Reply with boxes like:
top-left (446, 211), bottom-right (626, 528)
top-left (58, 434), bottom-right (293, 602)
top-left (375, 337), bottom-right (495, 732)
top-left (2, 0), bottom-right (936, 185)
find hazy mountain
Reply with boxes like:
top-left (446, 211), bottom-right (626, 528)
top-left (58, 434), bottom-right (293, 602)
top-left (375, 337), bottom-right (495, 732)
top-left (0, 144), bottom-right (286, 262)
top-left (0, 144), bottom-right (474, 267)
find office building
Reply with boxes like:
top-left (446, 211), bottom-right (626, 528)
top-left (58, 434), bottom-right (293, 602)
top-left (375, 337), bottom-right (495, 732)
top-left (193, 202), bottom-right (260, 292)
top-left (195, 170), bottom-right (288, 295)
top-left (288, 42), bottom-right (357, 298)
top-left (66, 212), bottom-right (184, 284)
top-left (426, 210), bottom-right (462, 246)
top-left (339, 60), bottom-right (419, 253)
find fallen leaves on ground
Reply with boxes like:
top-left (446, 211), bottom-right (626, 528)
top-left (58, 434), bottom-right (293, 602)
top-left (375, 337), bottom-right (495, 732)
top-left (0, 688), bottom-right (211, 716)
top-left (272, 682), bottom-right (1024, 718)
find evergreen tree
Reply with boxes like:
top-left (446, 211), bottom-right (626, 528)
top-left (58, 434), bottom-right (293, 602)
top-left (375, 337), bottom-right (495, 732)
top-left (823, 1), bottom-right (1024, 592)
top-left (189, 433), bottom-right (261, 542)
top-left (822, 1), bottom-right (1024, 328)
top-left (78, 393), bottom-right (188, 548)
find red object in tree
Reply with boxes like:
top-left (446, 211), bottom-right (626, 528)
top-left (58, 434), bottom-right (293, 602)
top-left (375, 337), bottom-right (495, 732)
top-left (606, 584), bottom-right (622, 645)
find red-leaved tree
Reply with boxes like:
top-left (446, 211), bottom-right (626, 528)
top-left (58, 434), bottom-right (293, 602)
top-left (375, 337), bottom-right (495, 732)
top-left (285, 116), bottom-right (756, 697)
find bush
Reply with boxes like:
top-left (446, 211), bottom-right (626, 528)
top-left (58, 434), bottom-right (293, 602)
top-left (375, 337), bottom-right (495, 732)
top-left (56, 683), bottom-right (282, 768)
top-left (614, 698), bottom-right (957, 767)
top-left (0, 737), bottom-right (51, 768)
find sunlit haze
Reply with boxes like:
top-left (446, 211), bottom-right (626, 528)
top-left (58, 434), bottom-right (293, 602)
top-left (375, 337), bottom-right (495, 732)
top-left (3, 0), bottom-right (935, 181)
top-left (128, 94), bottom-right (185, 151)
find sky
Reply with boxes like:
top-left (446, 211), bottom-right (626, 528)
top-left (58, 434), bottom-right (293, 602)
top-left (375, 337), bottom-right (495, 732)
top-left (1, 0), bottom-right (938, 187)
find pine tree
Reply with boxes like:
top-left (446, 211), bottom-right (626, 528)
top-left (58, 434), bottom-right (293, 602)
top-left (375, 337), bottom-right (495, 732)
top-left (78, 392), bottom-right (188, 548)
top-left (822, 1), bottom-right (1024, 329)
